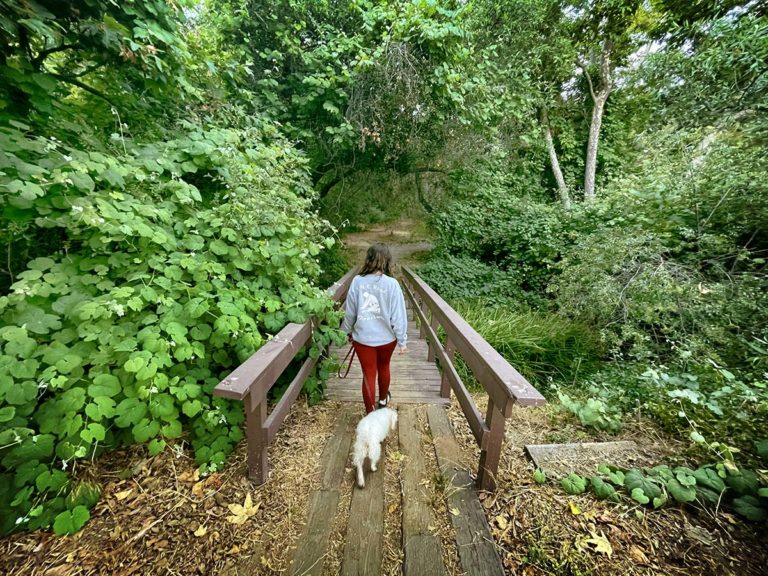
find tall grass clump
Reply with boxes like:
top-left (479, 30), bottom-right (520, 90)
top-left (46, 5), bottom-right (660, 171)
top-left (452, 300), bottom-right (602, 391)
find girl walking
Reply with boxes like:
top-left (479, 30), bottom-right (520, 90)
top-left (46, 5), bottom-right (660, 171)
top-left (341, 243), bottom-right (408, 414)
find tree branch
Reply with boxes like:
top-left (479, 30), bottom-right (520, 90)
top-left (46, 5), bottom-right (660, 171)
top-left (50, 74), bottom-right (118, 108)
top-left (32, 43), bottom-right (80, 70)
top-left (577, 55), bottom-right (597, 102)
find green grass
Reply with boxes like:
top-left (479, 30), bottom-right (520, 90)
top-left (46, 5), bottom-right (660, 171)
top-left (451, 300), bottom-right (602, 392)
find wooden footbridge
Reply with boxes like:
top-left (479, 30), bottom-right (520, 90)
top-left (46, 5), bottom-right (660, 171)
top-left (214, 267), bottom-right (545, 575)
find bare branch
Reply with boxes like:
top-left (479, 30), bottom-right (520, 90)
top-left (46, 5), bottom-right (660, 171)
top-left (32, 43), bottom-right (80, 70)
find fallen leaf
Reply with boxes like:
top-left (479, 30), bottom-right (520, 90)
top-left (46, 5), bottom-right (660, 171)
top-left (568, 501), bottom-right (582, 515)
top-left (388, 503), bottom-right (398, 514)
top-left (577, 531), bottom-right (613, 557)
top-left (178, 469), bottom-right (200, 483)
top-left (450, 507), bottom-right (460, 516)
top-left (227, 493), bottom-right (260, 525)
top-left (114, 489), bottom-right (132, 501)
top-left (628, 544), bottom-right (649, 565)
top-left (193, 525), bottom-right (207, 537)
top-left (192, 481), bottom-right (206, 498)
top-left (496, 515), bottom-right (508, 530)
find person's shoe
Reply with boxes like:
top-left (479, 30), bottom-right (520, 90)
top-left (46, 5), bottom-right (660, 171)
top-left (378, 392), bottom-right (391, 409)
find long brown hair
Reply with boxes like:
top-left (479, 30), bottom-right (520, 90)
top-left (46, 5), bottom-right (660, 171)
top-left (359, 243), bottom-right (393, 276)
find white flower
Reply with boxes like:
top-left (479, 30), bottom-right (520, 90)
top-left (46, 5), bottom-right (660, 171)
top-left (149, 386), bottom-right (159, 394)
top-left (62, 154), bottom-right (72, 162)
top-left (61, 459), bottom-right (69, 471)
top-left (71, 205), bottom-right (84, 214)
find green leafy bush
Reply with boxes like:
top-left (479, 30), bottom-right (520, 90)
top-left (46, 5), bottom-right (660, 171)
top-left (0, 118), bottom-right (340, 534)
top-left (557, 392), bottom-right (622, 433)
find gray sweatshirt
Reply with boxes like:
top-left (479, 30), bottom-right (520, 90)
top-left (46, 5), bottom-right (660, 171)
top-left (341, 273), bottom-right (408, 347)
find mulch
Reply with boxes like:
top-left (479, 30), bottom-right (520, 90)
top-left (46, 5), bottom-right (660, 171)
top-left (2, 390), bottom-right (765, 576)
top-left (445, 392), bottom-right (768, 576)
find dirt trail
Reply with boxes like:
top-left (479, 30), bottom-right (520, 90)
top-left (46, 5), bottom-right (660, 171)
top-left (340, 219), bottom-right (433, 269)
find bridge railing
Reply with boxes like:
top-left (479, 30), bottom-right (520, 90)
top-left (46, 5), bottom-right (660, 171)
top-left (401, 266), bottom-right (546, 491)
top-left (213, 267), bottom-right (358, 484)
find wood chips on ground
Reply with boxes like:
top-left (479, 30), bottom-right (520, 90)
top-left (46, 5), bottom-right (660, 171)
top-left (445, 391), bottom-right (768, 576)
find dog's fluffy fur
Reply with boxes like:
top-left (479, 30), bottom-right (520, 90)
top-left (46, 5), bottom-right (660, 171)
top-left (351, 407), bottom-right (398, 488)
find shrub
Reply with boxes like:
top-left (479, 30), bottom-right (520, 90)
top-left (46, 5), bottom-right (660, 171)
top-left (0, 117), bottom-right (341, 534)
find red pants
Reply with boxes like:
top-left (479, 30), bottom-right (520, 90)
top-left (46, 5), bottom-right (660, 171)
top-left (352, 340), bottom-right (397, 413)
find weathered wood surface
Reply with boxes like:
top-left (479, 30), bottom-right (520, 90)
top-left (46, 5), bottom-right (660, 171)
top-left (427, 405), bottom-right (505, 576)
top-left (400, 407), bottom-right (445, 576)
top-left (525, 440), bottom-right (640, 476)
top-left (325, 320), bottom-right (446, 405)
top-left (289, 409), bottom-right (355, 576)
top-left (403, 267), bottom-right (546, 414)
top-left (342, 446), bottom-right (386, 576)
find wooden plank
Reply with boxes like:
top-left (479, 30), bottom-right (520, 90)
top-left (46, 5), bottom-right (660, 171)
top-left (325, 393), bottom-right (450, 406)
top-left (426, 405), bottom-right (505, 576)
top-left (525, 441), bottom-right (639, 476)
top-left (289, 409), bottom-right (355, 576)
top-left (342, 449), bottom-right (385, 576)
top-left (289, 490), bottom-right (340, 576)
top-left (328, 266), bottom-right (359, 303)
top-left (320, 411), bottom-right (356, 490)
top-left (400, 407), bottom-right (445, 576)
top-left (403, 267), bottom-right (546, 414)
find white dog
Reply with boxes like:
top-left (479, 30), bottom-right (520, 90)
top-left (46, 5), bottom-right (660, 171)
top-left (351, 408), bottom-right (398, 488)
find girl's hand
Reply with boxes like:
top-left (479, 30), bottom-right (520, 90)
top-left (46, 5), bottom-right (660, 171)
top-left (399, 345), bottom-right (408, 354)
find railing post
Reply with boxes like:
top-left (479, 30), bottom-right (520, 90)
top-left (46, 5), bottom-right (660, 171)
top-left (418, 296), bottom-right (427, 339)
top-left (427, 313), bottom-right (439, 362)
top-left (246, 393), bottom-right (269, 484)
top-left (440, 338), bottom-right (455, 399)
top-left (477, 401), bottom-right (505, 491)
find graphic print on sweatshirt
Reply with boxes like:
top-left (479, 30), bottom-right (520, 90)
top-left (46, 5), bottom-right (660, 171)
top-left (358, 284), bottom-right (386, 321)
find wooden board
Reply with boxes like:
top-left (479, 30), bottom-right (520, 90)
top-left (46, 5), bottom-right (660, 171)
top-left (426, 405), bottom-right (504, 576)
top-left (524, 441), bottom-right (640, 477)
top-left (400, 407), bottom-right (445, 576)
top-left (289, 410), bottom-right (355, 576)
top-left (341, 451), bottom-right (386, 576)
top-left (325, 318), bottom-right (446, 405)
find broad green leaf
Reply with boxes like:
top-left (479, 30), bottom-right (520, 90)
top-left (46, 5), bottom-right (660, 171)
top-left (630, 487), bottom-right (650, 505)
top-left (693, 467), bottom-right (725, 493)
top-left (88, 374), bottom-right (121, 398)
top-left (667, 479), bottom-right (696, 503)
top-left (624, 469), bottom-right (662, 499)
top-left (114, 398), bottom-right (147, 428)
top-left (53, 506), bottom-right (90, 535)
top-left (590, 476), bottom-right (619, 502)
top-left (132, 418), bottom-right (161, 443)
top-left (560, 473), bottom-right (587, 495)
top-left (733, 495), bottom-right (767, 522)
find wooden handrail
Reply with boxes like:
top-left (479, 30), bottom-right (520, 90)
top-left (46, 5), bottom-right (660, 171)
top-left (213, 267), bottom-right (358, 483)
top-left (401, 266), bottom-right (546, 490)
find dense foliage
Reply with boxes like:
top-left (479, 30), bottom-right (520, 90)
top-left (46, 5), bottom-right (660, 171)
top-left (0, 1), bottom-right (343, 535)
top-left (2, 0), bottom-right (767, 536)
top-left (416, 0), bottom-right (768, 520)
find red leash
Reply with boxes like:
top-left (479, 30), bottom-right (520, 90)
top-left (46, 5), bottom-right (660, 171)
top-left (337, 345), bottom-right (356, 379)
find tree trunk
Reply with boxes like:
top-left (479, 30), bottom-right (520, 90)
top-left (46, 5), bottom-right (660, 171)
top-left (541, 107), bottom-right (571, 209)
top-left (582, 39), bottom-right (613, 202)
top-left (583, 93), bottom-right (606, 201)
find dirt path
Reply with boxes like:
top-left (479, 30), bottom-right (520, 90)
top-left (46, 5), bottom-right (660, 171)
top-left (340, 218), bottom-right (433, 269)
